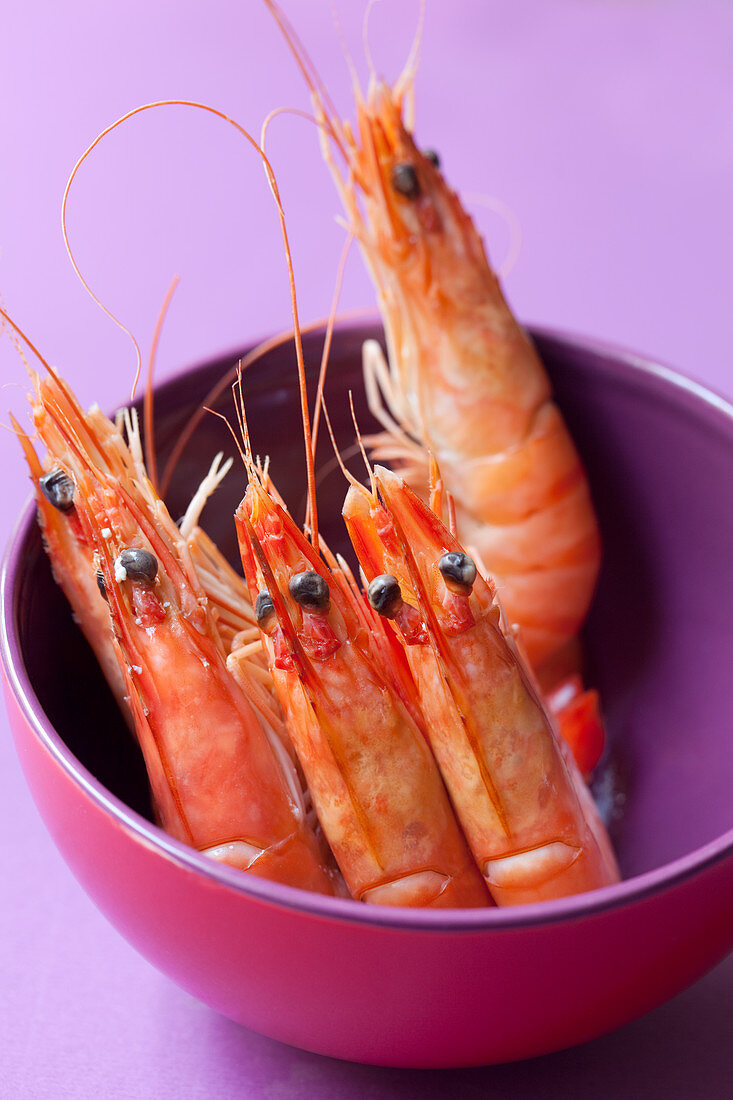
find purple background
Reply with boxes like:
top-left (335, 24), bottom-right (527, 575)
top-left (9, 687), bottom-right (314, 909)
top-left (1, 1), bottom-right (731, 1094)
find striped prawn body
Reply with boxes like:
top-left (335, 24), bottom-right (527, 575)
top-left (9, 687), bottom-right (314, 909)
top-left (235, 473), bottom-right (491, 908)
top-left (24, 365), bottom-right (335, 895)
top-left (343, 465), bottom-right (618, 905)
top-left (266, 0), bottom-right (601, 674)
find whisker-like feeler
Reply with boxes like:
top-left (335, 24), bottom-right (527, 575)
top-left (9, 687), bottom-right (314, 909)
top-left (158, 306), bottom-right (375, 499)
top-left (144, 275), bottom-right (180, 493)
top-left (328, 0), bottom-right (362, 96)
top-left (311, 230), bottom-right (355, 457)
top-left (0, 293), bottom-right (32, 376)
top-left (393, 0), bottom-right (427, 121)
top-left (320, 392), bottom-right (362, 492)
top-left (60, 99), bottom-right (319, 544)
top-left (262, 1), bottom-right (349, 159)
top-left (258, 99), bottom-right (357, 525)
top-left (232, 364), bottom-right (256, 477)
top-left (204, 405), bottom-right (247, 474)
top-left (1, 307), bottom-right (62, 386)
top-left (362, 0), bottom-right (382, 92)
top-left (0, 307), bottom-right (103, 464)
top-left (464, 192), bottom-right (524, 279)
top-left (349, 388), bottom-right (376, 495)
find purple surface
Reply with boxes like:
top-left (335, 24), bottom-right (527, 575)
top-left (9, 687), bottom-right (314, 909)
top-left (1, 0), bottom-right (732, 1094)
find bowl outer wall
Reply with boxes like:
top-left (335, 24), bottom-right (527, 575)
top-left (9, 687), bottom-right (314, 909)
top-left (4, 682), bottom-right (733, 1068)
top-left (2, 324), bottom-right (733, 1066)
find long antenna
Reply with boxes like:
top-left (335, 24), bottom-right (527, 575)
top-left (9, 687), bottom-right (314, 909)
top-left (61, 98), bottom-right (319, 542)
top-left (144, 275), bottom-right (180, 492)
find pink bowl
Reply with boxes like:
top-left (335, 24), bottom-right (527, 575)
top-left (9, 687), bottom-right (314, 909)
top-left (2, 324), bottom-right (732, 1067)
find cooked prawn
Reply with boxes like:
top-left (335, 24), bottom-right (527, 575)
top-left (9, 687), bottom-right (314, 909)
top-left (265, 0), bottom-right (601, 674)
top-left (234, 458), bottom-right (491, 907)
top-left (22, 356), bottom-right (335, 894)
top-left (343, 464), bottom-right (618, 905)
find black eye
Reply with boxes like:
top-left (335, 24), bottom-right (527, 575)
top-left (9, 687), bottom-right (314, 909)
top-left (289, 570), bottom-right (330, 612)
top-left (39, 469), bottom-right (75, 512)
top-left (438, 552), bottom-right (477, 591)
top-left (116, 548), bottom-right (158, 585)
top-left (255, 590), bottom-right (275, 624)
top-left (391, 162), bottom-right (420, 199)
top-left (367, 574), bottom-right (403, 619)
top-left (423, 149), bottom-right (440, 168)
top-left (96, 570), bottom-right (108, 602)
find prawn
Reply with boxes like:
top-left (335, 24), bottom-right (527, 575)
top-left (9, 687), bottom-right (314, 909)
top-left (233, 452), bottom-right (491, 907)
top-left (18, 349), bottom-right (335, 895)
top-left (265, 0), bottom-right (602, 676)
top-left (343, 464), bottom-right (619, 905)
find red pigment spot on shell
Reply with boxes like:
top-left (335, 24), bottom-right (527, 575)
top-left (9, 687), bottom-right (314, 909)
top-left (273, 626), bottom-right (295, 672)
top-left (416, 194), bottom-right (442, 233)
top-left (132, 586), bottom-right (166, 626)
top-left (395, 602), bottom-right (428, 646)
top-left (440, 593), bottom-right (475, 636)
top-left (67, 510), bottom-right (87, 545)
top-left (300, 611), bottom-right (340, 660)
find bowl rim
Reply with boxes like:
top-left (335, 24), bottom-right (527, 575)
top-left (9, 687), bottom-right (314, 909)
top-left (3, 322), bottom-right (733, 932)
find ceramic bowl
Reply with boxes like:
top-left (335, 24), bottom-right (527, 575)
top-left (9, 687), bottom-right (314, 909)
top-left (2, 324), bottom-right (732, 1068)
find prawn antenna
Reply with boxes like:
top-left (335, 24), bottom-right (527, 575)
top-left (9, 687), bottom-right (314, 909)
top-left (159, 305), bottom-right (374, 498)
top-left (394, 0), bottom-right (427, 125)
top-left (61, 98), bottom-right (321, 547)
top-left (0, 305), bottom-right (56, 378)
top-left (204, 405), bottom-right (247, 473)
top-left (0, 307), bottom-right (112, 471)
top-left (349, 388), bottom-right (376, 495)
top-left (262, 1), bottom-right (348, 159)
top-left (311, 229), bottom-right (354, 455)
top-left (362, 0), bottom-right (382, 94)
top-left (259, 99), bottom-right (357, 533)
top-left (320, 390), bottom-right (361, 492)
top-left (303, 225), bottom-right (354, 536)
top-left (62, 113), bottom-right (148, 399)
top-left (144, 275), bottom-right (180, 492)
top-left (463, 192), bottom-right (523, 279)
top-left (232, 362), bottom-right (255, 477)
top-left (329, 0), bottom-right (363, 100)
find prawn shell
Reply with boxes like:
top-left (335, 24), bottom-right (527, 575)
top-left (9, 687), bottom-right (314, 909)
top-left (236, 481), bottom-right (491, 909)
top-left (344, 467), bottom-right (619, 905)
top-left (29, 371), bottom-right (334, 896)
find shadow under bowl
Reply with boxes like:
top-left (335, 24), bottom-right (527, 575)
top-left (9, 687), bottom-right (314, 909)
top-left (2, 324), bottom-right (732, 1067)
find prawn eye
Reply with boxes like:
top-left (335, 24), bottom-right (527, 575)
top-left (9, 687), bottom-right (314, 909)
top-left (423, 149), bottom-right (440, 168)
top-left (96, 570), bottom-right (108, 602)
top-left (255, 590), bottom-right (275, 625)
top-left (39, 468), bottom-right (75, 512)
top-left (367, 574), bottom-right (403, 619)
top-left (116, 547), bottom-right (158, 585)
top-left (438, 552), bottom-right (477, 591)
top-left (391, 162), bottom-right (420, 199)
top-left (289, 570), bottom-right (330, 612)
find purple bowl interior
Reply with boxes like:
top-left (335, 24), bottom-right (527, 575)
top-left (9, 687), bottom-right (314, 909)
top-left (9, 324), bottom-right (733, 886)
